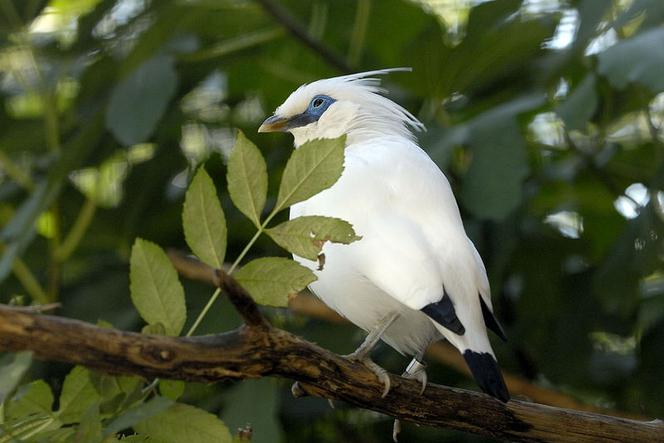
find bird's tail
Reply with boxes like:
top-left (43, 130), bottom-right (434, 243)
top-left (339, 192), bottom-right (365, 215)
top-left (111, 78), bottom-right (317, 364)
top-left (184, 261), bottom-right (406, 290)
top-left (462, 350), bottom-right (510, 402)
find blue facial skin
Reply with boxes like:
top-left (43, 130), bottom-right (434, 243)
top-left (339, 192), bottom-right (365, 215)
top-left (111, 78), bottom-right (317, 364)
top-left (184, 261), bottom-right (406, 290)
top-left (286, 95), bottom-right (336, 129)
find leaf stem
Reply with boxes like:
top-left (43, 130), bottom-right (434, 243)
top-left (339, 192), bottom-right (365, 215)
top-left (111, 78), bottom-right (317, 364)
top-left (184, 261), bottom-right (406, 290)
top-left (187, 209), bottom-right (280, 336)
top-left (185, 287), bottom-right (221, 337)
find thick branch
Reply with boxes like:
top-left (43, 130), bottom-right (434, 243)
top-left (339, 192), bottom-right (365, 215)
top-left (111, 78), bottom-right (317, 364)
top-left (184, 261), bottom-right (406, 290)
top-left (167, 250), bottom-right (644, 418)
top-left (0, 305), bottom-right (661, 442)
top-left (255, 0), bottom-right (352, 73)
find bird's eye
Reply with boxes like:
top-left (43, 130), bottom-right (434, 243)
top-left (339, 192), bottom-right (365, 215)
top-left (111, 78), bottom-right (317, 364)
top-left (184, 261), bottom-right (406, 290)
top-left (312, 97), bottom-right (325, 108)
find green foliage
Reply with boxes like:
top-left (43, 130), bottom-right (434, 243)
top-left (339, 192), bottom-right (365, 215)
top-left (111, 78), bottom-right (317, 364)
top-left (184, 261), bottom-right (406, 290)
top-left (183, 167), bottom-right (228, 268)
top-left (267, 215), bottom-right (361, 261)
top-left (275, 136), bottom-right (346, 211)
top-left (134, 402), bottom-right (232, 443)
top-left (130, 239), bottom-right (186, 336)
top-left (235, 257), bottom-right (317, 307)
top-left (106, 55), bottom-right (178, 147)
top-left (227, 131), bottom-right (268, 228)
top-left (6, 380), bottom-right (54, 420)
top-left (1, 0), bottom-right (664, 440)
top-left (57, 366), bottom-right (101, 424)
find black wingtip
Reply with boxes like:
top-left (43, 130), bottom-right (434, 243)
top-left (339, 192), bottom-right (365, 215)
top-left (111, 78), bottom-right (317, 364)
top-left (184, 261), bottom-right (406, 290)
top-left (463, 350), bottom-right (510, 402)
top-left (421, 291), bottom-right (465, 335)
top-left (479, 295), bottom-right (507, 342)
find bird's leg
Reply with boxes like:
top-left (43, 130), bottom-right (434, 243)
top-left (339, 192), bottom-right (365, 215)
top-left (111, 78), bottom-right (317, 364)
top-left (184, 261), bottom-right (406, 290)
top-left (344, 312), bottom-right (399, 398)
top-left (393, 350), bottom-right (427, 442)
top-left (403, 354), bottom-right (428, 394)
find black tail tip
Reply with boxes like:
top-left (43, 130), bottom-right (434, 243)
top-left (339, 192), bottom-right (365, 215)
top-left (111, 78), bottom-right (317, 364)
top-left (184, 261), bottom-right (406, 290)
top-left (463, 350), bottom-right (510, 403)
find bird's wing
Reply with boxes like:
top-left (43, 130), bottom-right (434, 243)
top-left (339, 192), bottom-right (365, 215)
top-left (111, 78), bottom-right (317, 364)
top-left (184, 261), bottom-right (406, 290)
top-left (343, 138), bottom-right (505, 339)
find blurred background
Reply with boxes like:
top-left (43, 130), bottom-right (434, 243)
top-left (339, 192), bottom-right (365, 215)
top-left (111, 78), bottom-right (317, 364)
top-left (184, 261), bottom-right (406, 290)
top-left (1, 0), bottom-right (663, 441)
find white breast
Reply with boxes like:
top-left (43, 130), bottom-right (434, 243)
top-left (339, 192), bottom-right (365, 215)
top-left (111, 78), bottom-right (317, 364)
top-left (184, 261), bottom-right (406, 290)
top-left (289, 137), bottom-right (446, 356)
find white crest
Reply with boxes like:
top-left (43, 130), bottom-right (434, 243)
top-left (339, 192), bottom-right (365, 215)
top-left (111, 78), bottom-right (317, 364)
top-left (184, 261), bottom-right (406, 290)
top-left (273, 68), bottom-right (425, 146)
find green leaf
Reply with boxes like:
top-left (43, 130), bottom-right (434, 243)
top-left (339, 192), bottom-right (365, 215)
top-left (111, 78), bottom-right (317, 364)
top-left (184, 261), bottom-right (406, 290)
top-left (0, 414), bottom-right (61, 442)
top-left (227, 131), bottom-right (268, 227)
top-left (597, 27), bottom-right (664, 93)
top-left (556, 74), bottom-right (597, 131)
top-left (134, 403), bottom-right (231, 443)
top-left (102, 396), bottom-right (173, 438)
top-left (183, 168), bottom-right (227, 269)
top-left (234, 257), bottom-right (316, 307)
top-left (71, 405), bottom-right (102, 443)
top-left (106, 55), bottom-right (178, 146)
top-left (141, 323), bottom-right (166, 335)
top-left (158, 380), bottom-right (184, 401)
top-left (266, 216), bottom-right (361, 261)
top-left (0, 352), bottom-right (32, 403)
top-left (461, 118), bottom-right (529, 220)
top-left (275, 136), bottom-right (346, 212)
top-left (6, 381), bottom-right (54, 420)
top-left (90, 374), bottom-right (142, 404)
top-left (130, 238), bottom-right (186, 336)
top-left (57, 367), bottom-right (101, 424)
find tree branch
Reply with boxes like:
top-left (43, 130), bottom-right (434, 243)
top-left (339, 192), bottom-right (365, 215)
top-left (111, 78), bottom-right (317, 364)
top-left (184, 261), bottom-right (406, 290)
top-left (255, 0), bottom-right (353, 73)
top-left (166, 249), bottom-right (645, 419)
top-left (0, 303), bottom-right (661, 442)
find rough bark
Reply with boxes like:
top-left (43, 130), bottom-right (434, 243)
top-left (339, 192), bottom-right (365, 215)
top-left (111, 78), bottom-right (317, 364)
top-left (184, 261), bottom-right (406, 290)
top-left (0, 271), bottom-right (662, 442)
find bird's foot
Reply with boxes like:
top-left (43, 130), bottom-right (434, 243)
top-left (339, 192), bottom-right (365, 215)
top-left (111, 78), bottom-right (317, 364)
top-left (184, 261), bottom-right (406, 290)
top-left (344, 353), bottom-right (391, 398)
top-left (393, 359), bottom-right (428, 441)
top-left (402, 358), bottom-right (427, 395)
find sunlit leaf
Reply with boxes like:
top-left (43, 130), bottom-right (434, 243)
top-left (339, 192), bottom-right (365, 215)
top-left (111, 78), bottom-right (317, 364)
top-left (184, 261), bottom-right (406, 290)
top-left (227, 131), bottom-right (268, 227)
top-left (6, 380), bottom-right (54, 420)
top-left (275, 136), bottom-right (345, 212)
top-left (266, 216), bottom-right (361, 261)
top-left (183, 167), bottom-right (227, 269)
top-left (134, 402), bottom-right (232, 443)
top-left (58, 366), bottom-right (101, 424)
top-left (72, 405), bottom-right (103, 443)
top-left (234, 257), bottom-right (316, 307)
top-left (130, 238), bottom-right (186, 336)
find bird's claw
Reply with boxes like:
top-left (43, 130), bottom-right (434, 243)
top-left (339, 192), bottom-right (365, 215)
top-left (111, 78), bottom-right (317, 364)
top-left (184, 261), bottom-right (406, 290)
top-left (392, 359), bottom-right (428, 441)
top-left (290, 381), bottom-right (307, 398)
top-left (402, 359), bottom-right (427, 395)
top-left (344, 354), bottom-right (391, 398)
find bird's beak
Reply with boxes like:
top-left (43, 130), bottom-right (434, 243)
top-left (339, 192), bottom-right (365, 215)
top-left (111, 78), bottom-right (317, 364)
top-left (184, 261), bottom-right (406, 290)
top-left (258, 114), bottom-right (288, 133)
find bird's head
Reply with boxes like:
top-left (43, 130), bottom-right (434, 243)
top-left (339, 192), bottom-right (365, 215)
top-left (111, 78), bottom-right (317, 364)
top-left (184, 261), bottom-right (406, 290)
top-left (259, 68), bottom-right (424, 147)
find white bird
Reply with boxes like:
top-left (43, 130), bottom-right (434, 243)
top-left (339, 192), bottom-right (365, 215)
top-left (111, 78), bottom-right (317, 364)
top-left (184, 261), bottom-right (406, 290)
top-left (258, 69), bottom-right (509, 410)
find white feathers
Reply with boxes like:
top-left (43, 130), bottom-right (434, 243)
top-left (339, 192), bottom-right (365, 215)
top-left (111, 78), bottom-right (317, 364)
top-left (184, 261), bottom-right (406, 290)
top-left (273, 68), bottom-right (425, 146)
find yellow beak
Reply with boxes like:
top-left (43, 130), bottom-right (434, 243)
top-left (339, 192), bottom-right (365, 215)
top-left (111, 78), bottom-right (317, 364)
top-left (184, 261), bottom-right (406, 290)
top-left (258, 115), bottom-right (289, 133)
